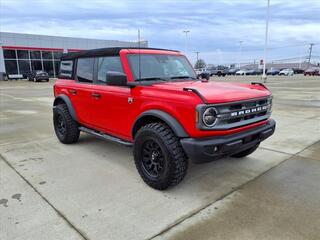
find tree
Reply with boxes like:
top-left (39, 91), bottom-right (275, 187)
top-left (194, 59), bottom-right (206, 69)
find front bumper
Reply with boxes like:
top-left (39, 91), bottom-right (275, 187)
top-left (180, 119), bottom-right (276, 163)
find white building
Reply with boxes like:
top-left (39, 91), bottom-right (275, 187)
top-left (0, 32), bottom-right (148, 78)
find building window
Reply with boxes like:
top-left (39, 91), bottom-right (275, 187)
top-left (18, 60), bottom-right (31, 74)
top-left (4, 60), bottom-right (18, 74)
top-left (53, 51), bottom-right (63, 60)
top-left (31, 60), bottom-right (43, 71)
top-left (30, 51), bottom-right (41, 60)
top-left (43, 61), bottom-right (54, 77)
top-left (3, 50), bottom-right (17, 59)
top-left (17, 50), bottom-right (29, 59)
top-left (76, 58), bottom-right (94, 83)
top-left (42, 51), bottom-right (53, 60)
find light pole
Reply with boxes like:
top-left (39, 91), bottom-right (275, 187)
top-left (183, 30), bottom-right (190, 54)
top-left (239, 40), bottom-right (243, 69)
top-left (262, 0), bottom-right (270, 82)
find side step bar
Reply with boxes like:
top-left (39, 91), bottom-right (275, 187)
top-left (79, 126), bottom-right (133, 147)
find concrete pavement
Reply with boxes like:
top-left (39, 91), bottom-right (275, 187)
top-left (0, 75), bottom-right (319, 240)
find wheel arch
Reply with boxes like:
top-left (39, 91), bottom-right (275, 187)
top-left (53, 94), bottom-right (78, 122)
top-left (132, 110), bottom-right (189, 139)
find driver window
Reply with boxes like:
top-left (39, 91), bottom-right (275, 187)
top-left (97, 56), bottom-right (124, 83)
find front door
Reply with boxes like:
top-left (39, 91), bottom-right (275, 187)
top-left (90, 56), bottom-right (132, 140)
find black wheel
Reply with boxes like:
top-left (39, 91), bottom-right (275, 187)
top-left (134, 122), bottom-right (188, 190)
top-left (231, 144), bottom-right (259, 158)
top-left (53, 104), bottom-right (80, 144)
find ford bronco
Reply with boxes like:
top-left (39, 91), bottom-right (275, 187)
top-left (53, 47), bottom-right (275, 190)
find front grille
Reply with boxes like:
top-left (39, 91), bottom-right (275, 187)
top-left (211, 97), bottom-right (272, 130)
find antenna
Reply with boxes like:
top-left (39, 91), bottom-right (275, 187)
top-left (138, 29), bottom-right (141, 80)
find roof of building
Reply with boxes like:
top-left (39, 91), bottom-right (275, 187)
top-left (61, 47), bottom-right (179, 60)
top-left (242, 62), bottom-right (318, 70)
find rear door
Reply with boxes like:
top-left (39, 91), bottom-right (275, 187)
top-left (68, 58), bottom-right (95, 126)
top-left (90, 56), bottom-right (132, 140)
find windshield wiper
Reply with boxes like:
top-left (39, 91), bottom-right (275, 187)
top-left (135, 77), bottom-right (168, 82)
top-left (170, 76), bottom-right (196, 80)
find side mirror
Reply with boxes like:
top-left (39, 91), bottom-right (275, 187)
top-left (106, 71), bottom-right (127, 86)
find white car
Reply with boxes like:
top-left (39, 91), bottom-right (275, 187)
top-left (235, 69), bottom-right (250, 75)
top-left (279, 68), bottom-right (294, 76)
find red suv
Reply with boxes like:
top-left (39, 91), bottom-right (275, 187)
top-left (53, 47), bottom-right (275, 190)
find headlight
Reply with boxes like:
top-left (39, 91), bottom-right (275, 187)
top-left (267, 97), bottom-right (273, 112)
top-left (202, 107), bottom-right (217, 127)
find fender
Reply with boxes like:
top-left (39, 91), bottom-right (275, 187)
top-left (132, 110), bottom-right (189, 138)
top-left (53, 94), bottom-right (78, 122)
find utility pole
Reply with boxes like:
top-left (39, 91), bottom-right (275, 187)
top-left (239, 40), bottom-right (243, 69)
top-left (307, 43), bottom-right (314, 67)
top-left (183, 30), bottom-right (190, 55)
top-left (196, 51), bottom-right (200, 62)
top-left (262, 0), bottom-right (270, 83)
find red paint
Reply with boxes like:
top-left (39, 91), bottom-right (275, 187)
top-left (67, 49), bottom-right (84, 52)
top-left (2, 45), bottom-right (63, 51)
top-left (54, 49), bottom-right (272, 142)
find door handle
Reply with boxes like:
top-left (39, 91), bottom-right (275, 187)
top-left (69, 89), bottom-right (77, 95)
top-left (92, 92), bottom-right (101, 99)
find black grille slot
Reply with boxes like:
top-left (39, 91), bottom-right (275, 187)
top-left (213, 97), bottom-right (271, 129)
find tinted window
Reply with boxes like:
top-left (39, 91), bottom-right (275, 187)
top-left (4, 60), bottom-right (18, 74)
top-left (31, 60), bottom-right (42, 71)
top-left (42, 51), bottom-right (53, 60)
top-left (30, 51), bottom-right (41, 59)
top-left (4, 50), bottom-right (16, 59)
top-left (59, 60), bottom-right (73, 79)
top-left (53, 51), bottom-right (63, 60)
top-left (18, 60), bottom-right (31, 74)
top-left (17, 50), bottom-right (29, 59)
top-left (97, 57), bottom-right (123, 83)
top-left (76, 58), bottom-right (94, 83)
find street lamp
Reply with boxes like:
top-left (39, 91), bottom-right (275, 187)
top-left (183, 30), bottom-right (190, 54)
top-left (239, 40), bottom-right (243, 69)
top-left (262, 0), bottom-right (270, 82)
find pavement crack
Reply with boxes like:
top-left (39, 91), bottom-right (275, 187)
top-left (0, 154), bottom-right (90, 240)
top-left (148, 140), bottom-right (320, 240)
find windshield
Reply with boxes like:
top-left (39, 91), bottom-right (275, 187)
top-left (127, 54), bottom-right (196, 81)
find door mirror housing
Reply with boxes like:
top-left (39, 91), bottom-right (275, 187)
top-left (106, 71), bottom-right (127, 86)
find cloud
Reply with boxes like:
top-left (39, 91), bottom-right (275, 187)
top-left (1, 0), bottom-right (319, 64)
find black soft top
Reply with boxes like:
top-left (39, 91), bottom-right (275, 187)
top-left (61, 47), bottom-right (179, 60)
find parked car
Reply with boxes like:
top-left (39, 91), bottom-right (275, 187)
top-left (293, 68), bottom-right (304, 74)
top-left (209, 68), bottom-right (226, 77)
top-left (195, 68), bottom-right (210, 80)
top-left (304, 67), bottom-right (320, 76)
top-left (267, 68), bottom-right (280, 75)
top-left (226, 68), bottom-right (239, 75)
top-left (235, 69), bottom-right (250, 75)
top-left (53, 47), bottom-right (275, 190)
top-left (246, 69), bottom-right (263, 75)
top-left (26, 70), bottom-right (49, 82)
top-left (279, 68), bottom-right (294, 76)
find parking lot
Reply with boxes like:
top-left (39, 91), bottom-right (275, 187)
top-left (1, 75), bottom-right (320, 240)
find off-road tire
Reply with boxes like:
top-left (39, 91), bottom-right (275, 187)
top-left (53, 104), bottom-right (80, 144)
top-left (231, 144), bottom-right (259, 158)
top-left (134, 122), bottom-right (188, 190)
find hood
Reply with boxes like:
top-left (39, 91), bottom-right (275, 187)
top-left (151, 81), bottom-right (271, 104)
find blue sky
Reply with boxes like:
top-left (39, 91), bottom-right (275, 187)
top-left (1, 0), bottom-right (320, 64)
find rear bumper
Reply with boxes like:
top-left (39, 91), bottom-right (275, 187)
top-left (180, 119), bottom-right (276, 163)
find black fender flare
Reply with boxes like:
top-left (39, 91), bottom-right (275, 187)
top-left (132, 110), bottom-right (189, 138)
top-left (53, 94), bottom-right (78, 122)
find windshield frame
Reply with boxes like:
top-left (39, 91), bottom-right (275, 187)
top-left (126, 53), bottom-right (197, 83)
